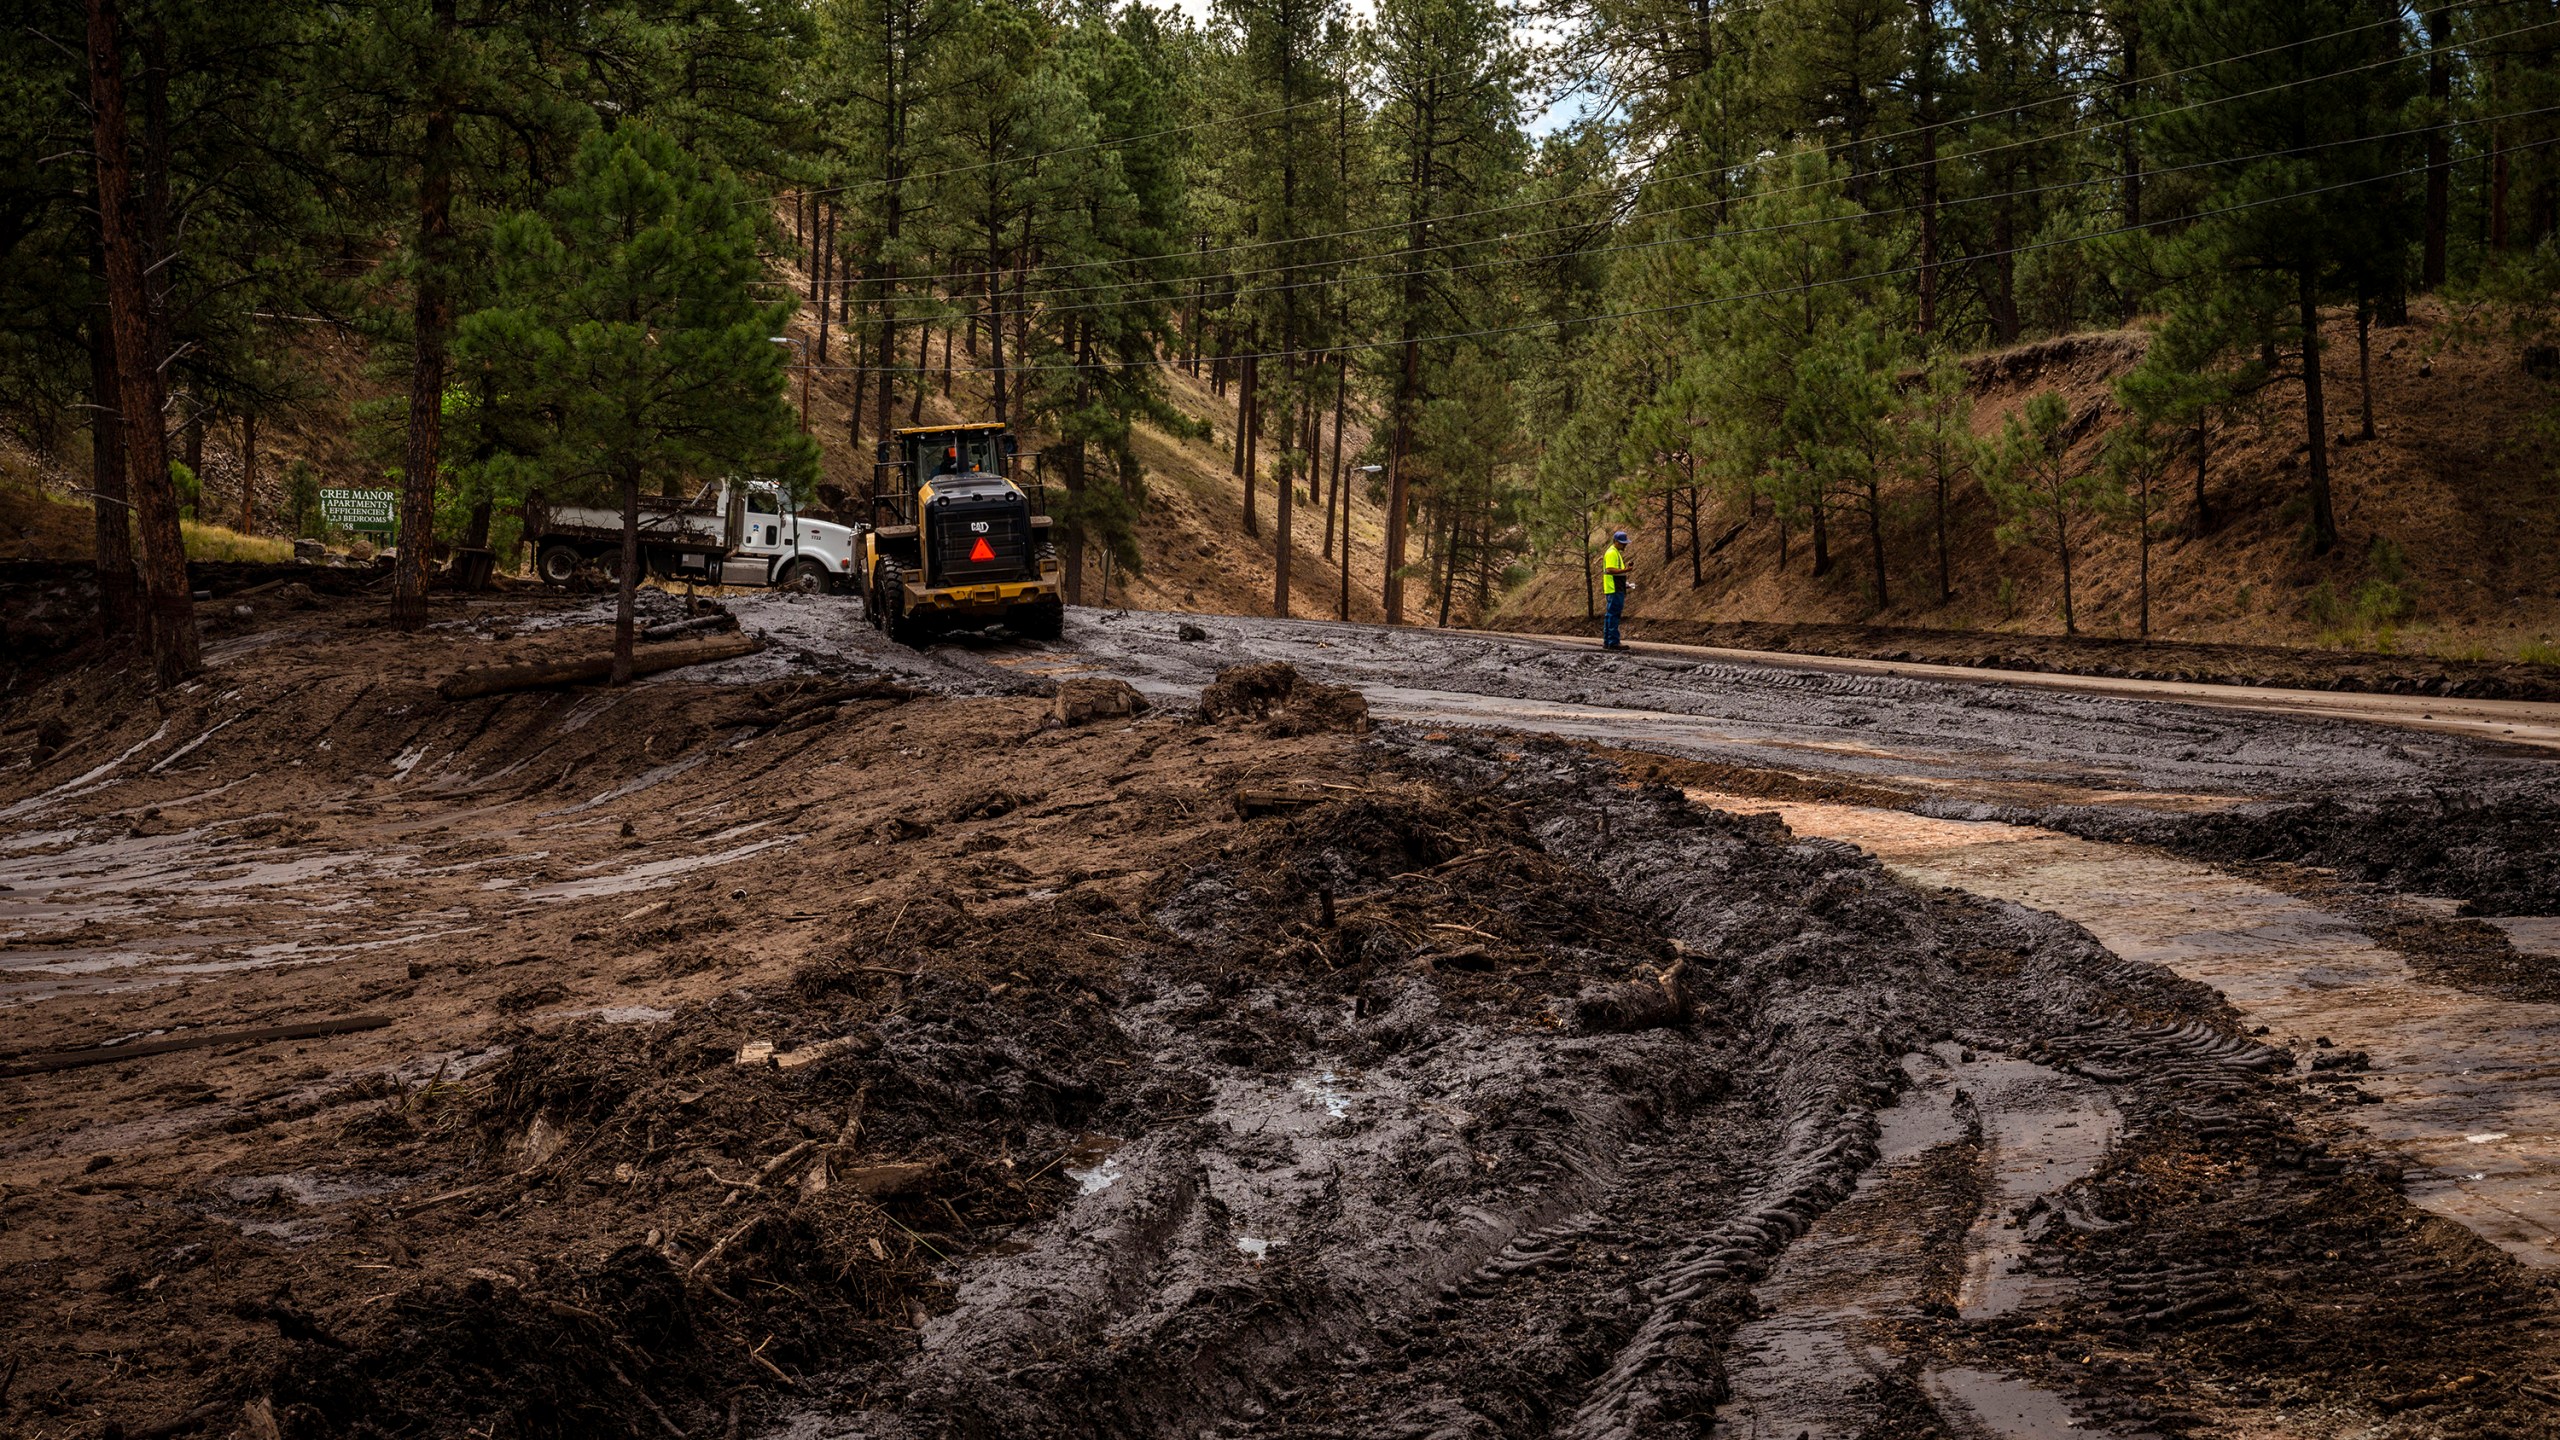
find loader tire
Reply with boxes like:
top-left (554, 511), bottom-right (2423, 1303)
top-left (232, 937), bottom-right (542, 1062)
top-left (1012, 597), bottom-right (1065, 641)
top-left (875, 560), bottom-right (928, 648)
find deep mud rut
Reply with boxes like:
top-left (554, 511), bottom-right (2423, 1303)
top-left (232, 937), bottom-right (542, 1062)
top-left (3, 590), bottom-right (2558, 1440)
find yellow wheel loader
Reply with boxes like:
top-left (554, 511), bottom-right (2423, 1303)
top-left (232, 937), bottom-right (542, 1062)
top-left (858, 422), bottom-right (1065, 645)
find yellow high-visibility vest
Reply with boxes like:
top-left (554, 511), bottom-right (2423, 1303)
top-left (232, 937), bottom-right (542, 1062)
top-left (1602, 543), bottom-right (1626, 595)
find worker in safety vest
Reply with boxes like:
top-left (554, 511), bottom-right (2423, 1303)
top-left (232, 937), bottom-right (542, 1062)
top-left (1601, 529), bottom-right (1629, 650)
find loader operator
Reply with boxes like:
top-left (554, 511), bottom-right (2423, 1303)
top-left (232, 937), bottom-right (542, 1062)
top-left (1601, 529), bottom-right (1629, 651)
top-left (935, 445), bottom-right (964, 476)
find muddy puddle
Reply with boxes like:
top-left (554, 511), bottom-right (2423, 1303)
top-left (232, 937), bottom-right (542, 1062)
top-left (1716, 1045), bottom-right (2123, 1439)
top-left (1688, 791), bottom-right (2560, 1268)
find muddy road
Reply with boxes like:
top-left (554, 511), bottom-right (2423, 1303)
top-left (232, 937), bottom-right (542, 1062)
top-left (3, 588), bottom-right (2558, 1440)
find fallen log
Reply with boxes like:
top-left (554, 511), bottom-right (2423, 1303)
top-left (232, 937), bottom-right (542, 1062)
top-left (1, 1014), bottom-right (392, 1077)
top-left (1233, 786), bottom-right (1328, 818)
top-left (438, 634), bottom-right (763, 701)
top-left (639, 613), bottom-right (739, 643)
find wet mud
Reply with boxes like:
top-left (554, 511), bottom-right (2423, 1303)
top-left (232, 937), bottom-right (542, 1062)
top-left (6, 592), bottom-right (2560, 1439)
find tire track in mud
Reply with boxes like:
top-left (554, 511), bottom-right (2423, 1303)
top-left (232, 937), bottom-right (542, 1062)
top-left (775, 740), bottom-right (2266, 1440)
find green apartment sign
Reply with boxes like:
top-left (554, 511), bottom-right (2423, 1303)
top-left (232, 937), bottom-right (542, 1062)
top-left (319, 488), bottom-right (399, 534)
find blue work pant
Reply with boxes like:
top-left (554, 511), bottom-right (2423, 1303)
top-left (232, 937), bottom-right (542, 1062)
top-left (1603, 588), bottom-right (1623, 647)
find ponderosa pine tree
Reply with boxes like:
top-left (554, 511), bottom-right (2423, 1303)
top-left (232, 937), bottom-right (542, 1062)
top-left (457, 126), bottom-right (816, 683)
top-left (1899, 355), bottom-right (1977, 606)
top-left (1671, 145), bottom-right (1894, 581)
top-left (1368, 0), bottom-right (1522, 620)
top-left (1983, 390), bottom-right (2104, 634)
top-left (2144, 0), bottom-right (2419, 556)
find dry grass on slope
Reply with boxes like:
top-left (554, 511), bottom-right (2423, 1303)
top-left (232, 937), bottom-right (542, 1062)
top-left (1497, 301), bottom-right (2560, 662)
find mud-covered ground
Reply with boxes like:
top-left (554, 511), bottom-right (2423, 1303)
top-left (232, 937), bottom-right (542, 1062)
top-left (1495, 612), bottom-right (2560, 702)
top-left (5, 588), bottom-right (2559, 1440)
top-left (1037, 608), bottom-right (2560, 916)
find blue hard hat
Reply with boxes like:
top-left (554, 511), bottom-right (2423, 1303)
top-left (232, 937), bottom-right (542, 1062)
top-left (1612, 530), bottom-right (1628, 542)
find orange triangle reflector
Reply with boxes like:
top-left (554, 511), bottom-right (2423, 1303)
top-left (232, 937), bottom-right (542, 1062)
top-left (969, 536), bottom-right (996, 563)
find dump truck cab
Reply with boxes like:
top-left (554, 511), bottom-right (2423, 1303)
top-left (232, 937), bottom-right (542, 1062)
top-left (858, 422), bottom-right (1065, 644)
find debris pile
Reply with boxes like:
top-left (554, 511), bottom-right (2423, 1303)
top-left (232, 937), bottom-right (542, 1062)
top-left (1195, 661), bottom-right (1369, 735)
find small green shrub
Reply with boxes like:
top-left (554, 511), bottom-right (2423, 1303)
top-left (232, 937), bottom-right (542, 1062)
top-left (1996, 575), bottom-right (2021, 620)
top-left (2354, 577), bottom-right (2415, 629)
top-left (2523, 638), bottom-right (2560, 667)
top-left (2367, 533), bottom-right (2409, 585)
top-left (2304, 581), bottom-right (2343, 628)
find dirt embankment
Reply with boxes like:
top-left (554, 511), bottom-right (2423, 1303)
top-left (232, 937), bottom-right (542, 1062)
top-left (4, 589), bottom-right (2556, 1439)
top-left (1500, 303), bottom-right (2560, 664)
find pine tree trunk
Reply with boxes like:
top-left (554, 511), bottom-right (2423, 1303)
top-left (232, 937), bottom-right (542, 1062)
top-left (182, 401), bottom-right (202, 489)
top-left (1811, 498), bottom-right (1832, 576)
top-left (2491, 69), bottom-right (2511, 252)
top-left (1934, 462), bottom-right (1952, 604)
top-left (1915, 0), bottom-right (1939, 334)
top-left (2137, 501), bottom-right (2151, 638)
top-left (2191, 411), bottom-right (2212, 538)
top-left (1274, 374), bottom-right (1293, 617)
top-left (1063, 320), bottom-right (1091, 606)
top-left (239, 411), bottom-right (257, 533)
top-left (910, 325), bottom-right (927, 424)
top-left (2299, 265), bottom-right (2337, 554)
top-left (2056, 505), bottom-right (2076, 636)
top-left (1992, 187), bottom-right (2020, 343)
top-left (1228, 353), bottom-right (1249, 538)
top-left (2424, 6), bottom-right (2451, 288)
top-left (86, 0), bottom-right (195, 684)
top-left (1435, 501), bottom-right (1459, 628)
top-left (1582, 517), bottom-right (1595, 619)
top-left (85, 257), bottom-right (139, 640)
top-left (1866, 481), bottom-right (1888, 611)
top-left (814, 205), bottom-right (833, 365)
top-left (985, 239), bottom-right (1005, 427)
top-left (1384, 337), bottom-right (1417, 623)
top-left (611, 464), bottom-right (641, 686)
top-left (874, 291), bottom-right (898, 442)
top-left (1327, 350), bottom-right (1348, 554)
top-left (392, 0), bottom-right (456, 633)
top-left (2357, 298), bottom-right (2375, 441)
top-left (1687, 487), bottom-right (1702, 587)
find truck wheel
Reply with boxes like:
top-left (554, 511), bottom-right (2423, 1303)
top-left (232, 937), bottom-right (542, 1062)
top-left (536, 544), bottom-right (582, 586)
top-left (779, 559), bottom-right (833, 595)
top-left (1012, 598), bottom-right (1065, 641)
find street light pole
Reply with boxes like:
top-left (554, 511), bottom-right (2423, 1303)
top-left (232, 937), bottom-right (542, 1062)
top-left (1349, 464), bottom-right (1382, 622)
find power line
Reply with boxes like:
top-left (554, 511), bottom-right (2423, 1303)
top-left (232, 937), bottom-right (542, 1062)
top-left (776, 73), bottom-right (2549, 334)
top-left (788, 0), bottom-right (2504, 297)
top-left (784, 152), bottom-right (2486, 379)
top-left (838, 103), bottom-right (2536, 329)
top-left (782, 52), bottom-right (1525, 206)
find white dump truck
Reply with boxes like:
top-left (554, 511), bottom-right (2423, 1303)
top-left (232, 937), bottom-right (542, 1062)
top-left (522, 478), bottom-right (857, 594)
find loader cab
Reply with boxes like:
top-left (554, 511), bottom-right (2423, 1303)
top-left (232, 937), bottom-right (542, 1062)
top-left (870, 423), bottom-right (1020, 526)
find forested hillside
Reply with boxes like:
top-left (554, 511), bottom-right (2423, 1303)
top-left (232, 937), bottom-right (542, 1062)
top-left (7, 0), bottom-right (2560, 669)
